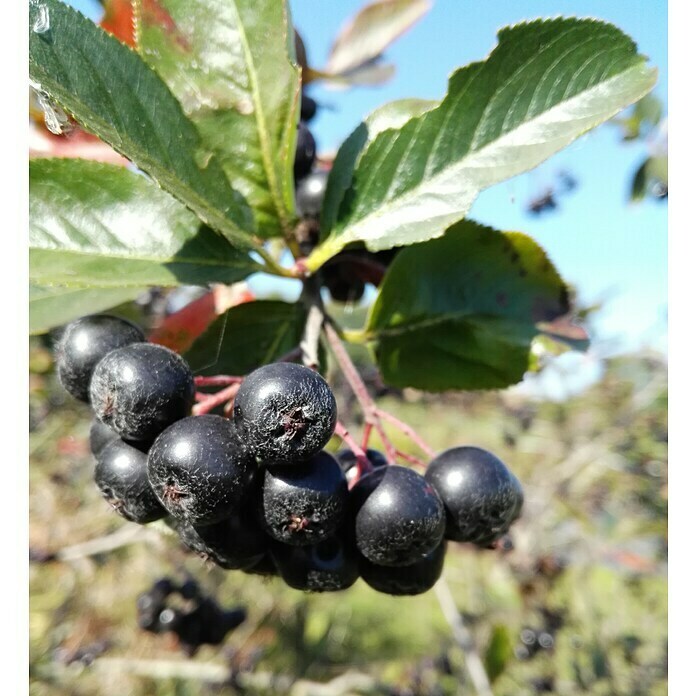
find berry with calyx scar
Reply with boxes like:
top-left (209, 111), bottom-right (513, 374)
top-left (233, 362), bottom-right (337, 465)
top-left (148, 415), bottom-right (256, 526)
top-left (258, 450), bottom-right (348, 546)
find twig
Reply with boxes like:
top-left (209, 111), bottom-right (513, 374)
top-left (192, 384), bottom-right (240, 415)
top-left (300, 276), bottom-right (324, 369)
top-left (322, 322), bottom-right (397, 465)
top-left (53, 525), bottom-right (157, 562)
top-left (301, 304), bottom-right (324, 369)
top-left (394, 450), bottom-right (427, 468)
top-left (361, 422), bottom-right (373, 451)
top-left (434, 578), bottom-right (493, 696)
top-left (91, 658), bottom-right (381, 694)
top-left (334, 420), bottom-right (372, 484)
top-left (194, 375), bottom-right (242, 387)
top-left (377, 409), bottom-right (437, 459)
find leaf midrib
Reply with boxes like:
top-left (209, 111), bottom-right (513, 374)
top-left (331, 61), bottom-right (654, 241)
top-left (227, 0), bottom-right (292, 235)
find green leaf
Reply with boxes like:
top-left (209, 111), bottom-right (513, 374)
top-left (29, 284), bottom-right (144, 335)
top-left (484, 625), bottom-right (514, 683)
top-left (185, 300), bottom-right (306, 375)
top-left (134, 0), bottom-right (300, 238)
top-left (364, 220), bottom-right (569, 391)
top-left (307, 18), bottom-right (657, 270)
top-left (321, 98), bottom-right (437, 236)
top-left (323, 0), bottom-right (431, 84)
top-left (29, 0), bottom-right (256, 249)
top-left (630, 155), bottom-right (667, 202)
top-left (30, 159), bottom-right (261, 288)
top-left (615, 93), bottom-right (663, 140)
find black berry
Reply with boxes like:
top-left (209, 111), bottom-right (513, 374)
top-left (169, 512), bottom-right (268, 570)
top-left (360, 541), bottom-right (447, 596)
top-left (258, 451), bottom-right (348, 546)
top-left (148, 415), bottom-right (256, 526)
top-left (89, 419), bottom-right (151, 456)
top-left (90, 343), bottom-right (195, 442)
top-left (233, 362), bottom-right (337, 465)
top-left (271, 531), bottom-right (360, 592)
top-left (89, 419), bottom-right (120, 457)
top-left (351, 465), bottom-right (445, 566)
top-left (425, 446), bottom-right (523, 546)
top-left (300, 93), bottom-right (317, 122)
top-left (296, 169), bottom-right (328, 219)
top-left (294, 122), bottom-right (316, 181)
top-left (94, 439), bottom-right (166, 524)
top-left (336, 448), bottom-right (387, 485)
top-left (55, 315), bottom-right (144, 402)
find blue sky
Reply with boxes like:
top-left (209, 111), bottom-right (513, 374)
top-left (68, 0), bottom-right (668, 356)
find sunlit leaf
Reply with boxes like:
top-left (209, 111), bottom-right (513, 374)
top-left (29, 284), bottom-right (144, 335)
top-left (134, 0), bottom-right (301, 238)
top-left (308, 18), bottom-right (657, 270)
top-left (29, 0), bottom-right (256, 250)
top-left (30, 159), bottom-right (261, 288)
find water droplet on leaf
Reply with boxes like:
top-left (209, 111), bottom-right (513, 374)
top-left (32, 4), bottom-right (50, 35)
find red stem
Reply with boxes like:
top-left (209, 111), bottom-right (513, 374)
top-left (395, 450), bottom-right (427, 468)
top-left (334, 420), bottom-right (372, 485)
top-left (192, 384), bottom-right (240, 416)
top-left (323, 322), bottom-right (398, 464)
top-left (376, 408), bottom-right (437, 459)
top-left (194, 375), bottom-right (243, 387)
top-left (361, 422), bottom-right (373, 451)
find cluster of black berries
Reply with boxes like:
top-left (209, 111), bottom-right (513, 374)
top-left (137, 576), bottom-right (246, 655)
top-left (54, 314), bottom-right (524, 596)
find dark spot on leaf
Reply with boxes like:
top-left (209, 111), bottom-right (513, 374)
top-left (496, 292), bottom-right (508, 308)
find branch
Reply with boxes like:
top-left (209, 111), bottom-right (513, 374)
top-left (300, 276), bottom-right (324, 369)
top-left (334, 420), bottom-right (372, 484)
top-left (434, 578), bottom-right (493, 696)
top-left (376, 409), bottom-right (437, 459)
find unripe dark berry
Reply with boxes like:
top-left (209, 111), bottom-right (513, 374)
top-left (258, 451), bottom-right (348, 546)
top-left (351, 465), bottom-right (445, 566)
top-left (360, 541), bottom-right (447, 596)
top-left (425, 446), bottom-right (524, 546)
top-left (94, 439), bottom-right (166, 524)
top-left (233, 362), bottom-right (337, 465)
top-left (55, 315), bottom-right (144, 402)
top-left (271, 531), bottom-right (360, 592)
top-left (148, 415), bottom-right (256, 526)
top-left (296, 169), bottom-right (328, 219)
top-left (90, 343), bottom-right (195, 442)
top-left (294, 122), bottom-right (316, 182)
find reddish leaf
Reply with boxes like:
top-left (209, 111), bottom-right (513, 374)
top-left (100, 0), bottom-right (136, 47)
top-left (148, 283), bottom-right (255, 354)
top-left (29, 123), bottom-right (129, 165)
top-left (135, 0), bottom-right (191, 52)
